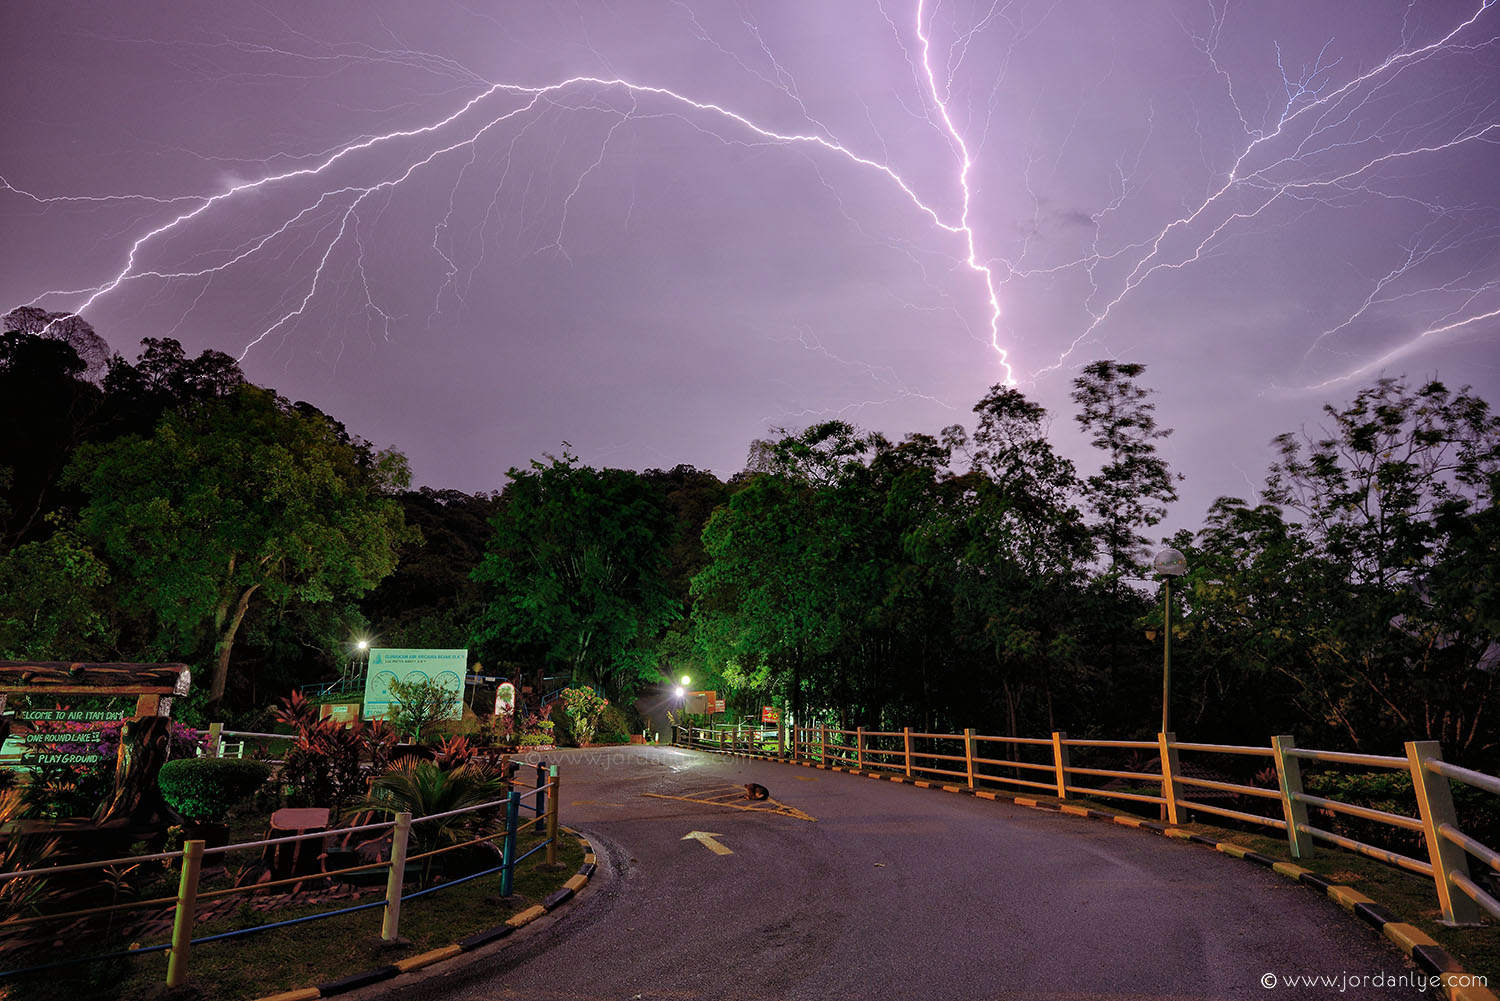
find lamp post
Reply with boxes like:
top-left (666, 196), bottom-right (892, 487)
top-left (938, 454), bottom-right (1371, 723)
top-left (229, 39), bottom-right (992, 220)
top-left (1152, 548), bottom-right (1187, 735)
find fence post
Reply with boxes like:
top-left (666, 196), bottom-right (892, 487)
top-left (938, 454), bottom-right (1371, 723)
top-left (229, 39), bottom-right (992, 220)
top-left (1407, 741), bottom-right (1482, 925)
top-left (1051, 732), bottom-right (1070, 799)
top-left (1158, 732), bottom-right (1183, 825)
top-left (719, 728), bottom-right (726, 753)
top-left (535, 760), bottom-right (548, 818)
top-left (382, 812), bottom-right (412, 941)
top-left (821, 725), bottom-right (828, 764)
top-left (165, 839), bottom-right (204, 987)
top-left (778, 720), bottom-right (786, 759)
top-left (856, 727), bottom-right (865, 770)
top-left (1270, 735), bottom-right (1314, 859)
top-left (500, 790), bottom-right (522, 897)
top-left (205, 722), bottom-right (222, 759)
top-left (545, 765), bottom-right (560, 867)
top-left (964, 728), bottom-right (977, 790)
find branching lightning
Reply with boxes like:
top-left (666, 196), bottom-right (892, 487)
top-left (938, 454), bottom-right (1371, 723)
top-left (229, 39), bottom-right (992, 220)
top-left (3, 0), bottom-right (1498, 423)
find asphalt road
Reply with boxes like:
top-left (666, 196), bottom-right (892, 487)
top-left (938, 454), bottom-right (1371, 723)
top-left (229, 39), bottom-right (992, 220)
top-left (364, 745), bottom-right (1427, 1000)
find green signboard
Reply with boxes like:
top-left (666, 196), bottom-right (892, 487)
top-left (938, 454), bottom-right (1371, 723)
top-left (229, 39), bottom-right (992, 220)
top-left (361, 648), bottom-right (467, 722)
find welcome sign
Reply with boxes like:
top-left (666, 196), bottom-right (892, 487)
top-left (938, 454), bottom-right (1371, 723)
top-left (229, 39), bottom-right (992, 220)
top-left (361, 648), bottom-right (467, 722)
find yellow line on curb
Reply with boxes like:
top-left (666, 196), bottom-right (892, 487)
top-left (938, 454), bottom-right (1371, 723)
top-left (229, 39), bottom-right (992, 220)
top-left (507, 904), bottom-right (547, 927)
top-left (1271, 861), bottom-right (1309, 879)
top-left (563, 874), bottom-right (589, 891)
top-left (395, 944), bottom-right (462, 973)
top-left (1328, 886), bottom-right (1376, 913)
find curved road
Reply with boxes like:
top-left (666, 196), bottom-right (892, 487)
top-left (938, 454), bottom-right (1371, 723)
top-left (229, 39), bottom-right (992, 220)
top-left (365, 745), bottom-right (1425, 1000)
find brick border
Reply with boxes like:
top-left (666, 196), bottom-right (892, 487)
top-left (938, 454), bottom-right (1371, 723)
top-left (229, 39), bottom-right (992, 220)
top-left (252, 828), bottom-right (598, 1001)
top-left (694, 746), bottom-right (1497, 1001)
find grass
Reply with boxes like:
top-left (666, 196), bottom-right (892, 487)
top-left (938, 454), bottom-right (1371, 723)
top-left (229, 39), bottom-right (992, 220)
top-left (1, 828), bottom-right (586, 1001)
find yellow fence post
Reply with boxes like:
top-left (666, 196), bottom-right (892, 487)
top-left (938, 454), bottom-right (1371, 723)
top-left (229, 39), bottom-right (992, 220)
top-left (165, 839), bottom-right (204, 987)
top-left (382, 811), bottom-right (412, 942)
top-left (205, 722), bottom-right (222, 759)
top-left (546, 765), bottom-right (561, 867)
top-left (1157, 732), bottom-right (1182, 825)
top-left (856, 727), bottom-right (865, 770)
top-left (903, 727), bottom-right (913, 777)
top-left (1407, 741), bottom-right (1482, 925)
top-left (1051, 731), bottom-right (1070, 799)
top-left (964, 728), bottom-right (977, 790)
top-left (1271, 735), bottom-right (1314, 859)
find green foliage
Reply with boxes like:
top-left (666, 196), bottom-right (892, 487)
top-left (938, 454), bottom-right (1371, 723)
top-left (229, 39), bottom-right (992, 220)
top-left (0, 788), bottom-right (60, 921)
top-left (556, 686), bottom-right (609, 746)
top-left (363, 759), bottom-right (506, 881)
top-left (275, 693), bottom-right (399, 819)
top-left (157, 758), bottom-right (271, 822)
top-left (471, 451), bottom-right (679, 701)
top-left (0, 529), bottom-right (112, 659)
top-left (66, 383), bottom-right (415, 704)
top-left (596, 703), bottom-right (631, 743)
top-left (386, 675), bottom-right (460, 741)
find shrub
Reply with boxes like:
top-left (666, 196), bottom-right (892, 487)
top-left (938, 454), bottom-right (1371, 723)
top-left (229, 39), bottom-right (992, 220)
top-left (157, 758), bottom-right (271, 822)
top-left (596, 703), bottom-right (631, 744)
top-left (557, 687), bottom-right (609, 746)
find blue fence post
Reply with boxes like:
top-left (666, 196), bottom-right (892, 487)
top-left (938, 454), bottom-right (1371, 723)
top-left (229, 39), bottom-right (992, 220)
top-left (534, 760), bottom-right (548, 817)
top-left (499, 790), bottom-right (522, 897)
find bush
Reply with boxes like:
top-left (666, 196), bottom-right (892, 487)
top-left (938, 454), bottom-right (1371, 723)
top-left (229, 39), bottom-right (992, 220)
top-left (548, 702), bottom-right (575, 746)
top-left (596, 704), bottom-right (631, 744)
top-left (157, 758), bottom-right (271, 822)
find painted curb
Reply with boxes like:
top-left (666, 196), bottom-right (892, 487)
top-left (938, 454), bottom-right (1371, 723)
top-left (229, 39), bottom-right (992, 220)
top-left (248, 829), bottom-right (597, 1001)
top-left (688, 744), bottom-right (1497, 1001)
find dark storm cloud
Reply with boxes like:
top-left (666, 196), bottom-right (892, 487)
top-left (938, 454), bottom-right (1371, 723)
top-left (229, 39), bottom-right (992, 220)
top-left (2, 0), bottom-right (1497, 532)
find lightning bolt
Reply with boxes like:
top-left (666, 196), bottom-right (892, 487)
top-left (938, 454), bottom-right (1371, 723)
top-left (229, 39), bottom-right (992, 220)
top-left (8, 2), bottom-right (1016, 387)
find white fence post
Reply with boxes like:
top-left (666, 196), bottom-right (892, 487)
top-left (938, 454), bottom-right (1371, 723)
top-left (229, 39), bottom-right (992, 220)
top-left (1407, 741), bottom-right (1482, 925)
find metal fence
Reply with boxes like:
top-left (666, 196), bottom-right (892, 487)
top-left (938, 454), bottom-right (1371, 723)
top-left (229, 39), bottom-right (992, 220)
top-left (678, 722), bottom-right (1497, 927)
top-left (0, 763), bottom-right (563, 987)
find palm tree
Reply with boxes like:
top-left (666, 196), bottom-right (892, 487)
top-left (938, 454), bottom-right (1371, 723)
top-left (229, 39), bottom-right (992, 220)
top-left (362, 759), bottom-right (507, 885)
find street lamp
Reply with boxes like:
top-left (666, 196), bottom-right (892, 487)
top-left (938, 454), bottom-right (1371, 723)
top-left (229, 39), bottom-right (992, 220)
top-left (1152, 548), bottom-right (1187, 735)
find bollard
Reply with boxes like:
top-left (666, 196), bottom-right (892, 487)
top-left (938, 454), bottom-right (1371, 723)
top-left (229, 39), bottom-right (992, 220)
top-left (546, 765), bottom-right (560, 866)
top-left (500, 790), bottom-right (522, 897)
top-left (382, 812), bottom-right (412, 941)
top-left (166, 839), bottom-right (205, 987)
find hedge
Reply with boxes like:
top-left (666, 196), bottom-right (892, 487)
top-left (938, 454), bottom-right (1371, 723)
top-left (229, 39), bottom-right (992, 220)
top-left (157, 757), bottom-right (272, 821)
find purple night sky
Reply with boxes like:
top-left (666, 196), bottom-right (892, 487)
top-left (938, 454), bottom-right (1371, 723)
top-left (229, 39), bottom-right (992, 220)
top-left (4, 1), bottom-right (1498, 533)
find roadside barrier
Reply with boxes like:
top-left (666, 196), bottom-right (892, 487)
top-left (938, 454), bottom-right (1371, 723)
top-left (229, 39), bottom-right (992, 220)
top-left (0, 765), bottom-right (562, 988)
top-left (677, 722), bottom-right (1497, 927)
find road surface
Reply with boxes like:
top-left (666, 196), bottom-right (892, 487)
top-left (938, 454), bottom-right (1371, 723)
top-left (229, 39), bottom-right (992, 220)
top-left (364, 745), bottom-right (1427, 1000)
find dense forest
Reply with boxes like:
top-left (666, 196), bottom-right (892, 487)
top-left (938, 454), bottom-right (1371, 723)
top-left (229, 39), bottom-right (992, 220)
top-left (3, 310), bottom-right (1497, 768)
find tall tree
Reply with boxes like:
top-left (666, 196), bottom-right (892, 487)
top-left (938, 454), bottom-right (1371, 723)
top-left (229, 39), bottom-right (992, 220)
top-left (67, 384), bottom-right (413, 703)
top-left (471, 452), bottom-right (679, 701)
top-left (1070, 360), bottom-right (1179, 581)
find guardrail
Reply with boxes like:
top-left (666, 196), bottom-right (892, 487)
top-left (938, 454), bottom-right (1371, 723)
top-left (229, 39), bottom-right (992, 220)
top-left (677, 722), bottom-right (1497, 927)
top-left (0, 764), bottom-right (563, 988)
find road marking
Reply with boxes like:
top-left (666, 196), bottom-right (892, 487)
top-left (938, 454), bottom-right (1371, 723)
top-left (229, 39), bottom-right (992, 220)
top-left (643, 790), bottom-right (817, 822)
top-left (795, 775), bottom-right (818, 781)
top-left (681, 830), bottom-right (733, 855)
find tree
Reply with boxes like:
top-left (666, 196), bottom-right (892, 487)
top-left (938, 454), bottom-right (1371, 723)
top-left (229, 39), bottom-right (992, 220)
top-left (67, 384), bottom-right (414, 704)
top-left (387, 675), bottom-right (460, 741)
top-left (472, 451), bottom-right (679, 701)
top-left (1070, 360), bottom-right (1178, 581)
top-left (0, 530), bottom-right (112, 659)
top-left (1257, 377), bottom-right (1500, 761)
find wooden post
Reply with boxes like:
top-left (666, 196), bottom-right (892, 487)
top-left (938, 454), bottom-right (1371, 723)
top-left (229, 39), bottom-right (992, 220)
top-left (545, 765), bottom-right (560, 867)
top-left (382, 812), bottom-right (412, 941)
top-left (964, 728), bottom-right (977, 790)
top-left (856, 727), bottom-right (865, 770)
top-left (903, 727), bottom-right (913, 778)
top-left (1271, 735), bottom-right (1314, 859)
top-left (1158, 732), bottom-right (1183, 825)
top-left (206, 722), bottom-right (222, 759)
top-left (1407, 741), bottom-right (1482, 925)
top-left (166, 839), bottom-right (204, 987)
top-left (1051, 732), bottom-right (1070, 799)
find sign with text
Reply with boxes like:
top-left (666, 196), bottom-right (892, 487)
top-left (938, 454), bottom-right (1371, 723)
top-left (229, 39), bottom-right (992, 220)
top-left (684, 690), bottom-right (716, 715)
top-left (362, 648), bottom-right (467, 722)
top-left (761, 706), bottom-right (780, 724)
